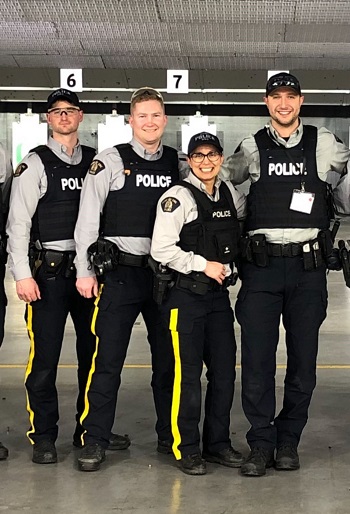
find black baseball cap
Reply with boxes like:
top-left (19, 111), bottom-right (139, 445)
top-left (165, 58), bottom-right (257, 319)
top-left (266, 73), bottom-right (301, 96)
top-left (47, 88), bottom-right (80, 110)
top-left (187, 132), bottom-right (223, 155)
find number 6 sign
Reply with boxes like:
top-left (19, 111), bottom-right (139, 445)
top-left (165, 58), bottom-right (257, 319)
top-left (60, 69), bottom-right (83, 92)
top-left (167, 70), bottom-right (189, 93)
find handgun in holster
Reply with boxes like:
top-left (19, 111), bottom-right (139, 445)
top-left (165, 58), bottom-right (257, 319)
top-left (318, 221), bottom-right (342, 271)
top-left (338, 240), bottom-right (350, 288)
top-left (148, 256), bottom-right (174, 305)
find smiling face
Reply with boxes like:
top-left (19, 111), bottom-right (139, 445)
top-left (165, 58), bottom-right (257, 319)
top-left (187, 144), bottom-right (224, 192)
top-left (264, 87), bottom-right (304, 136)
top-left (128, 99), bottom-right (167, 149)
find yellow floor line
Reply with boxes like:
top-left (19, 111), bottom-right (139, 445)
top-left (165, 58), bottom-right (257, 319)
top-left (1, 364), bottom-right (350, 370)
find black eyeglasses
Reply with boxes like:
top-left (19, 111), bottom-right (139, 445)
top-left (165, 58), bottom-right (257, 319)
top-left (48, 107), bottom-right (80, 117)
top-left (131, 87), bottom-right (163, 101)
top-left (190, 151), bottom-right (222, 164)
top-left (271, 79), bottom-right (298, 88)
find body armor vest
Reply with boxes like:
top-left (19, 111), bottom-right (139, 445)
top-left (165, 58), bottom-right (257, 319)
top-left (178, 180), bottom-right (240, 263)
top-left (31, 145), bottom-right (95, 242)
top-left (101, 143), bottom-right (179, 238)
top-left (246, 125), bottom-right (329, 231)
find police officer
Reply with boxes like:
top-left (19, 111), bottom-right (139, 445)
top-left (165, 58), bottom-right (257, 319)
top-left (75, 87), bottom-right (185, 471)
top-left (0, 142), bottom-right (12, 461)
top-left (6, 89), bottom-right (129, 464)
top-left (151, 132), bottom-right (246, 475)
top-left (224, 73), bottom-right (350, 476)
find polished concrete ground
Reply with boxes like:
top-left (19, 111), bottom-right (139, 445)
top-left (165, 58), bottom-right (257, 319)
top-left (1, 224), bottom-right (350, 513)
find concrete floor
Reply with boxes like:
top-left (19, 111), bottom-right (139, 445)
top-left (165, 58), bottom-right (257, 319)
top-left (1, 222), bottom-right (350, 514)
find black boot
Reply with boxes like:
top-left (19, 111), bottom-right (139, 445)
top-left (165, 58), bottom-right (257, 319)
top-left (202, 446), bottom-right (244, 468)
top-left (32, 440), bottom-right (57, 464)
top-left (240, 447), bottom-right (274, 477)
top-left (0, 442), bottom-right (9, 460)
top-left (275, 444), bottom-right (300, 471)
top-left (78, 443), bottom-right (106, 472)
top-left (178, 454), bottom-right (207, 476)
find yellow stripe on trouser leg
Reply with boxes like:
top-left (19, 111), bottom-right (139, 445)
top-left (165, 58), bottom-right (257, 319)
top-left (79, 284), bottom-right (104, 446)
top-left (25, 303), bottom-right (36, 444)
top-left (170, 308), bottom-right (182, 460)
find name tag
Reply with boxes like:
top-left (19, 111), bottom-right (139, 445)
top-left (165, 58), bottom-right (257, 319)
top-left (290, 189), bottom-right (315, 214)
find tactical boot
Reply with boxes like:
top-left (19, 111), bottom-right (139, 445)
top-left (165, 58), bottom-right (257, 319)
top-left (178, 453), bottom-right (207, 476)
top-left (0, 442), bottom-right (9, 460)
top-left (32, 440), bottom-right (57, 464)
top-left (240, 447), bottom-right (274, 477)
top-left (157, 439), bottom-right (173, 455)
top-left (203, 446), bottom-right (244, 468)
top-left (275, 444), bottom-right (300, 471)
top-left (78, 443), bottom-right (105, 472)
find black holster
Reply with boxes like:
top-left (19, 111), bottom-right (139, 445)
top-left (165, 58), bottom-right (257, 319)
top-left (317, 229), bottom-right (342, 271)
top-left (87, 238), bottom-right (119, 276)
top-left (148, 256), bottom-right (175, 305)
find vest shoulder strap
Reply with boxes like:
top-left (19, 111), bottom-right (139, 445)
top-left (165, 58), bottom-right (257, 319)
top-left (180, 180), bottom-right (236, 216)
top-left (80, 145), bottom-right (96, 160)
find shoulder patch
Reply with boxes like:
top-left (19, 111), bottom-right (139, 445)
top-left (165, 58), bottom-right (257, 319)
top-left (89, 159), bottom-right (105, 175)
top-left (161, 197), bottom-right (180, 213)
top-left (14, 163), bottom-right (28, 177)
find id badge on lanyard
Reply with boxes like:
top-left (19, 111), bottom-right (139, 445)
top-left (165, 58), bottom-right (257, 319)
top-left (290, 181), bottom-right (315, 214)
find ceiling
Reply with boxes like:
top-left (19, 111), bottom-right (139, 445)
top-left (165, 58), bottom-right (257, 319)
top-left (1, 0), bottom-right (350, 105)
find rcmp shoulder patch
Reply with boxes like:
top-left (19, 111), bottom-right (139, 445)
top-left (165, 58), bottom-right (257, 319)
top-left (89, 159), bottom-right (105, 175)
top-left (14, 163), bottom-right (28, 177)
top-left (161, 197), bottom-right (180, 213)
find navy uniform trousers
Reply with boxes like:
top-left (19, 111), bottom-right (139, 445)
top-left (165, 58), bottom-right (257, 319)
top-left (236, 255), bottom-right (327, 450)
top-left (25, 266), bottom-right (95, 444)
top-left (81, 265), bottom-right (174, 448)
top-left (160, 286), bottom-right (237, 460)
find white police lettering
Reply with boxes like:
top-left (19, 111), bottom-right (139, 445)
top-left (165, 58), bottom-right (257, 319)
top-left (268, 162), bottom-right (305, 176)
top-left (61, 177), bottom-right (83, 191)
top-left (212, 210), bottom-right (231, 218)
top-left (135, 175), bottom-right (172, 188)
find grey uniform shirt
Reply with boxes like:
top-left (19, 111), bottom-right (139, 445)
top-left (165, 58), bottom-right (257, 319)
top-left (221, 119), bottom-right (349, 244)
top-left (74, 137), bottom-right (187, 278)
top-left (151, 172), bottom-right (246, 275)
top-left (0, 143), bottom-right (13, 219)
top-left (6, 137), bottom-right (83, 281)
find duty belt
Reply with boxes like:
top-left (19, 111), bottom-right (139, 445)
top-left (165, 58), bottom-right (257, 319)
top-left (118, 251), bottom-right (148, 267)
top-left (267, 243), bottom-right (303, 257)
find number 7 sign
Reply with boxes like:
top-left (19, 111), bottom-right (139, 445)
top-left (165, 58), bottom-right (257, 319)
top-left (167, 70), bottom-right (189, 93)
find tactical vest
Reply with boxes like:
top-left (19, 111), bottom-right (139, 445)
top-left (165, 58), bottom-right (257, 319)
top-left (31, 145), bottom-right (95, 242)
top-left (101, 143), bottom-right (179, 238)
top-left (246, 125), bottom-right (329, 231)
top-left (178, 181), bottom-right (240, 263)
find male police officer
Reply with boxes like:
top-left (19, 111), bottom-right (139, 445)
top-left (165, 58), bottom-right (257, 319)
top-left (6, 89), bottom-right (129, 464)
top-left (0, 142), bottom-right (12, 461)
top-left (75, 87), bottom-right (185, 471)
top-left (151, 133), bottom-right (246, 475)
top-left (225, 73), bottom-right (349, 476)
